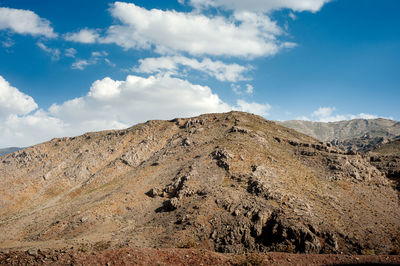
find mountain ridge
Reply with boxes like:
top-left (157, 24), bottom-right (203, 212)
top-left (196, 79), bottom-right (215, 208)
top-left (279, 118), bottom-right (400, 152)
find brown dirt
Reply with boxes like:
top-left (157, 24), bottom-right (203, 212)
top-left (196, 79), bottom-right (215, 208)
top-left (1, 248), bottom-right (400, 265)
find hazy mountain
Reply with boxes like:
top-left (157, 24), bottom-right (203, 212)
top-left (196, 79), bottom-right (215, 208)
top-left (0, 112), bottom-right (398, 255)
top-left (279, 118), bottom-right (400, 141)
top-left (0, 147), bottom-right (22, 157)
top-left (279, 118), bottom-right (400, 152)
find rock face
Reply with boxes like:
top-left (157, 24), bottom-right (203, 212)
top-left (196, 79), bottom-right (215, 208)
top-left (0, 111), bottom-right (399, 255)
top-left (368, 137), bottom-right (400, 192)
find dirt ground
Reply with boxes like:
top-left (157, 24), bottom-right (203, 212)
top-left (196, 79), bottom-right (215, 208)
top-left (1, 248), bottom-right (400, 265)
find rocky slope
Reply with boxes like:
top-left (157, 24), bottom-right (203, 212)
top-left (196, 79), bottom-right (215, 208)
top-left (279, 118), bottom-right (400, 152)
top-left (0, 111), bottom-right (399, 255)
top-left (368, 137), bottom-right (400, 192)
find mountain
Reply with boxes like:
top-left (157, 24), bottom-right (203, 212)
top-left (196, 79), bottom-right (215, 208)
top-left (0, 147), bottom-right (22, 157)
top-left (368, 136), bottom-right (400, 191)
top-left (0, 111), bottom-right (399, 255)
top-left (279, 118), bottom-right (400, 152)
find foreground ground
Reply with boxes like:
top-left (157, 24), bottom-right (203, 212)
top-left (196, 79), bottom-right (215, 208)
top-left (1, 248), bottom-right (400, 265)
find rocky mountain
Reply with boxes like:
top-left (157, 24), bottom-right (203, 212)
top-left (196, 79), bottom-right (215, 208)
top-left (368, 136), bottom-right (400, 192)
top-left (279, 118), bottom-right (400, 152)
top-left (0, 111), bottom-right (399, 255)
top-left (0, 147), bottom-right (22, 157)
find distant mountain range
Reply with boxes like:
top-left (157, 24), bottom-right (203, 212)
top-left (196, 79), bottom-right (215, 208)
top-left (279, 118), bottom-right (400, 152)
top-left (0, 147), bottom-right (22, 157)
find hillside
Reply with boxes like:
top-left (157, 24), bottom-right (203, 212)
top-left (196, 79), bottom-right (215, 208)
top-left (279, 118), bottom-right (400, 141)
top-left (279, 118), bottom-right (400, 152)
top-left (0, 111), bottom-right (399, 255)
top-left (368, 137), bottom-right (400, 191)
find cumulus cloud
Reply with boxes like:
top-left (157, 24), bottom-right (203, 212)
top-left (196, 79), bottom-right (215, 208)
top-left (37, 42), bottom-right (60, 61)
top-left (49, 75), bottom-right (231, 128)
top-left (1, 110), bottom-right (66, 148)
top-left (297, 107), bottom-right (385, 122)
top-left (134, 56), bottom-right (251, 82)
top-left (0, 74), bottom-right (273, 147)
top-left (64, 28), bottom-right (100, 43)
top-left (0, 7), bottom-right (57, 38)
top-left (186, 0), bottom-right (331, 13)
top-left (0, 75), bottom-right (37, 118)
top-left (0, 75), bottom-right (57, 147)
top-left (98, 2), bottom-right (288, 58)
top-left (234, 99), bottom-right (271, 116)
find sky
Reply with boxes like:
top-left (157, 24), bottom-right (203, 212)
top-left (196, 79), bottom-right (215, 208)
top-left (0, 0), bottom-right (399, 147)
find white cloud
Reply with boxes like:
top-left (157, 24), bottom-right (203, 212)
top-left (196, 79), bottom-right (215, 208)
top-left (65, 48), bottom-right (77, 58)
top-left (0, 75), bottom-right (37, 119)
top-left (64, 28), bottom-right (99, 43)
top-left (351, 113), bottom-right (379, 120)
top-left (234, 99), bottom-right (271, 116)
top-left (0, 74), bottom-right (274, 147)
top-left (312, 106), bottom-right (335, 118)
top-left (134, 56), bottom-right (251, 82)
top-left (37, 42), bottom-right (60, 61)
top-left (187, 0), bottom-right (331, 13)
top-left (71, 51), bottom-right (112, 70)
top-left (306, 107), bottom-right (385, 122)
top-left (72, 59), bottom-right (90, 70)
top-left (232, 84), bottom-right (254, 95)
top-left (245, 84), bottom-right (254, 94)
top-left (1, 36), bottom-right (15, 48)
top-left (1, 110), bottom-right (66, 148)
top-left (99, 2), bottom-right (288, 58)
top-left (48, 75), bottom-right (231, 128)
top-left (0, 7), bottom-right (57, 38)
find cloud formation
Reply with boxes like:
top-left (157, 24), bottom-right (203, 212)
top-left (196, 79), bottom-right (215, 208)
top-left (0, 75), bottom-right (37, 118)
top-left (134, 56), bottom-right (250, 82)
top-left (0, 7), bottom-right (57, 38)
top-left (64, 28), bottom-right (100, 43)
top-left (98, 2), bottom-right (289, 58)
top-left (185, 0), bottom-right (331, 13)
top-left (234, 99), bottom-right (271, 116)
top-left (71, 51), bottom-right (113, 70)
top-left (48, 75), bottom-right (231, 128)
top-left (37, 42), bottom-right (60, 61)
top-left (297, 107), bottom-right (385, 122)
top-left (0, 74), bottom-right (269, 147)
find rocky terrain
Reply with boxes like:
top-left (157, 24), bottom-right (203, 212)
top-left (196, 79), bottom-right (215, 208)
top-left (280, 118), bottom-right (400, 152)
top-left (2, 248), bottom-right (400, 265)
top-left (368, 137), bottom-right (400, 192)
top-left (0, 111), bottom-right (399, 258)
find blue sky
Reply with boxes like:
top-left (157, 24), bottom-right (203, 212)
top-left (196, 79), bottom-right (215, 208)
top-left (0, 0), bottom-right (399, 147)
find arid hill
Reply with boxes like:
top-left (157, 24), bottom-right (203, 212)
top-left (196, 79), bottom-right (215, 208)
top-left (0, 111), bottom-right (399, 255)
top-left (279, 118), bottom-right (400, 152)
top-left (368, 137), bottom-right (400, 192)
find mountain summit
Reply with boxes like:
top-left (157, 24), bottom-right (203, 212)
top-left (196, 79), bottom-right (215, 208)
top-left (0, 111), bottom-right (399, 254)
